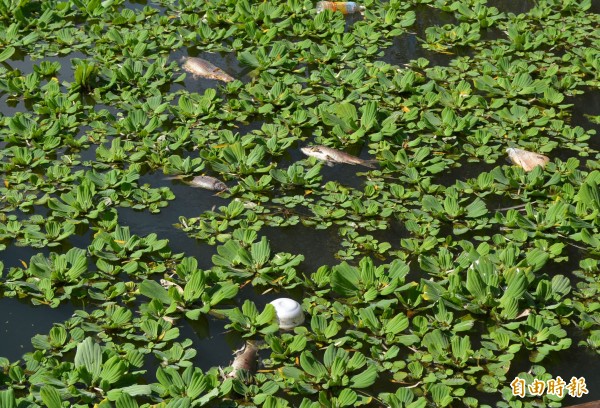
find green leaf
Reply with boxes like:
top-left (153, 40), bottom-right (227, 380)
top-left (466, 266), bottom-right (487, 301)
top-left (239, 51), bottom-right (260, 68)
top-left (349, 364), bottom-right (377, 388)
top-left (0, 389), bottom-right (16, 408)
top-left (385, 313), bottom-right (409, 335)
top-left (100, 356), bottom-right (126, 384)
top-left (40, 385), bottom-right (62, 408)
top-left (165, 397), bottom-right (191, 408)
top-left (551, 275), bottom-right (570, 297)
top-left (0, 47), bottom-right (15, 63)
top-left (183, 270), bottom-right (206, 302)
top-left (360, 101), bottom-right (377, 130)
top-left (209, 283), bottom-right (239, 306)
top-left (74, 337), bottom-right (102, 381)
top-left (430, 383), bottom-right (453, 407)
top-left (465, 198), bottom-right (487, 218)
top-left (299, 351), bottom-right (328, 378)
top-left (106, 385), bottom-right (153, 400)
top-left (139, 280), bottom-right (172, 305)
top-left (500, 271), bottom-right (527, 307)
top-left (250, 236), bottom-right (271, 267)
top-left (116, 393), bottom-right (139, 408)
top-left (256, 304), bottom-right (276, 326)
top-left (331, 263), bottom-right (360, 297)
top-left (337, 388), bottom-right (357, 406)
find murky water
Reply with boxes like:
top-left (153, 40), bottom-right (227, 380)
top-left (1, 1), bottom-right (599, 406)
top-left (0, 298), bottom-right (76, 361)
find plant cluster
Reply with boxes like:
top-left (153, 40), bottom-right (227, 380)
top-left (0, 0), bottom-right (599, 406)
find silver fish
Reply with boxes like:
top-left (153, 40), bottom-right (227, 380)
top-left (227, 341), bottom-right (259, 379)
top-left (160, 279), bottom-right (183, 295)
top-left (166, 175), bottom-right (228, 191)
top-left (506, 148), bottom-right (550, 172)
top-left (301, 145), bottom-right (376, 168)
top-left (181, 57), bottom-right (234, 83)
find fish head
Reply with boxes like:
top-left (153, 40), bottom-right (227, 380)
top-left (301, 146), bottom-right (319, 154)
top-left (214, 181), bottom-right (228, 191)
top-left (506, 147), bottom-right (517, 161)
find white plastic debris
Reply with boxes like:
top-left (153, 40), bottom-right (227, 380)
top-left (270, 298), bottom-right (305, 330)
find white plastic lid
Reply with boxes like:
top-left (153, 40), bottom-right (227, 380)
top-left (270, 298), bottom-right (305, 330)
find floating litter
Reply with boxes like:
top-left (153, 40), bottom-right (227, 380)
top-left (506, 147), bottom-right (550, 172)
top-left (270, 298), bottom-right (305, 329)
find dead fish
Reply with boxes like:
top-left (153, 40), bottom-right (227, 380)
top-left (181, 57), bottom-right (234, 83)
top-left (160, 279), bottom-right (183, 295)
top-left (227, 341), bottom-right (259, 379)
top-left (166, 175), bottom-right (228, 192)
top-left (506, 148), bottom-right (550, 172)
top-left (300, 145), bottom-right (376, 168)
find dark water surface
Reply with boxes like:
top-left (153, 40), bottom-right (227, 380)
top-left (1, 1), bottom-right (600, 406)
top-left (0, 298), bottom-right (76, 361)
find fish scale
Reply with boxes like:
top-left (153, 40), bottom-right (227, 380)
top-left (181, 57), bottom-right (234, 83)
top-left (300, 145), bottom-right (376, 168)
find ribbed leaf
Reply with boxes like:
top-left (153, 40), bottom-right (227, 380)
top-left (360, 101), bottom-right (377, 130)
top-left (0, 47), bottom-right (15, 63)
top-left (115, 393), bottom-right (139, 408)
top-left (331, 262), bottom-right (360, 297)
top-left (465, 267), bottom-right (487, 301)
top-left (139, 280), bottom-right (172, 304)
top-left (349, 364), bottom-right (377, 388)
top-left (299, 351), bottom-right (328, 378)
top-left (0, 390), bottom-right (16, 408)
top-left (106, 385), bottom-right (152, 400)
top-left (40, 385), bottom-right (62, 408)
top-left (385, 313), bottom-right (409, 335)
top-left (430, 383), bottom-right (452, 406)
top-left (337, 389), bottom-right (357, 406)
top-left (209, 283), bottom-right (238, 306)
top-left (186, 371), bottom-right (207, 400)
top-left (250, 237), bottom-right (271, 267)
top-left (551, 275), bottom-right (570, 297)
top-left (183, 270), bottom-right (206, 302)
top-left (465, 198), bottom-right (488, 218)
top-left (500, 271), bottom-right (527, 306)
top-left (74, 337), bottom-right (102, 381)
top-left (239, 51), bottom-right (260, 68)
top-left (100, 356), bottom-right (126, 384)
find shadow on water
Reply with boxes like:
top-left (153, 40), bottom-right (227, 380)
top-left (504, 334), bottom-right (599, 406)
top-left (485, 0), bottom-right (536, 15)
top-left (381, 5), bottom-right (460, 68)
top-left (0, 95), bottom-right (34, 117)
top-left (0, 245), bottom-right (52, 269)
top-left (176, 314), bottom-right (242, 372)
top-left (382, 32), bottom-right (454, 69)
top-left (433, 159), bottom-right (499, 187)
top-left (0, 297), bottom-right (76, 361)
top-left (262, 224), bottom-right (340, 272)
top-left (567, 87), bottom-right (600, 152)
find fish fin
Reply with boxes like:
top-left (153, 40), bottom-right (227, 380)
top-left (325, 161), bottom-right (336, 167)
top-left (214, 188), bottom-right (231, 196)
top-left (362, 159), bottom-right (378, 169)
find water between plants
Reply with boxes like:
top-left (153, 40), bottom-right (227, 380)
top-left (1, 0), bottom-right (599, 405)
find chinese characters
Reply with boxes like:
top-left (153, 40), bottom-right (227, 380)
top-left (511, 376), bottom-right (588, 398)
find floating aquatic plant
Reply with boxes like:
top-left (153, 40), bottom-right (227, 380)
top-left (0, 0), bottom-right (599, 406)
